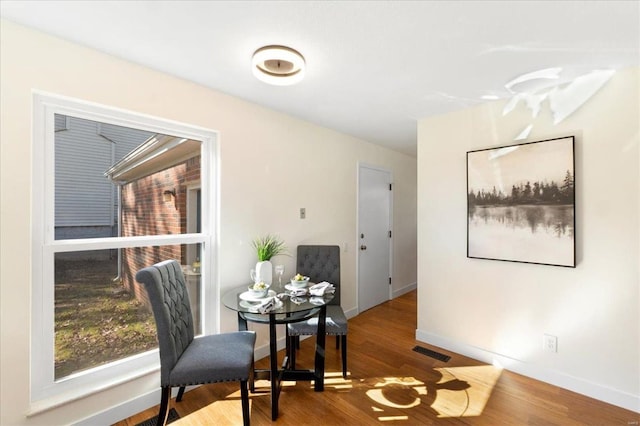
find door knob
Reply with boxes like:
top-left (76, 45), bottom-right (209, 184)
top-left (360, 245), bottom-right (367, 250)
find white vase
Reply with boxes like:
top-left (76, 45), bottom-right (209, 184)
top-left (255, 260), bottom-right (273, 285)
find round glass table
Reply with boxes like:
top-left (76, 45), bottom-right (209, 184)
top-left (222, 282), bottom-right (334, 420)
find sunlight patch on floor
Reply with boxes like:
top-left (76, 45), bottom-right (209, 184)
top-left (256, 378), bottom-right (296, 389)
top-left (432, 365), bottom-right (502, 417)
top-left (353, 365), bottom-right (502, 421)
top-left (324, 372), bottom-right (354, 389)
top-left (379, 415), bottom-right (410, 421)
top-left (173, 397), bottom-right (244, 425)
top-left (366, 377), bottom-right (426, 409)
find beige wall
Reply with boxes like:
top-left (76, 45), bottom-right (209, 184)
top-left (0, 20), bottom-right (417, 425)
top-left (417, 67), bottom-right (639, 411)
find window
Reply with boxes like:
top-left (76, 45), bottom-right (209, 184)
top-left (32, 93), bottom-right (217, 406)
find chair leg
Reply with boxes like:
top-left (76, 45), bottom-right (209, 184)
top-left (176, 386), bottom-right (186, 402)
top-left (240, 380), bottom-right (250, 426)
top-left (295, 335), bottom-right (300, 349)
top-left (289, 334), bottom-right (297, 369)
top-left (157, 386), bottom-right (171, 426)
top-left (285, 327), bottom-right (291, 363)
top-left (249, 355), bottom-right (255, 393)
top-left (341, 335), bottom-right (347, 379)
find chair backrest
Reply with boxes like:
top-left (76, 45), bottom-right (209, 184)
top-left (135, 259), bottom-right (194, 385)
top-left (296, 245), bottom-right (341, 305)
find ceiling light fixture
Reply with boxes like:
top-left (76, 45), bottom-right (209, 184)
top-left (252, 45), bottom-right (305, 86)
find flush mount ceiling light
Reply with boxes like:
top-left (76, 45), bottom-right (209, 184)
top-left (252, 45), bottom-right (305, 86)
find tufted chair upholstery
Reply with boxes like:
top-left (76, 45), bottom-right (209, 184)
top-left (295, 245), bottom-right (341, 305)
top-left (287, 245), bottom-right (348, 378)
top-left (136, 259), bottom-right (255, 426)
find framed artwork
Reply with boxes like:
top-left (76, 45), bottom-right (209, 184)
top-left (467, 136), bottom-right (575, 267)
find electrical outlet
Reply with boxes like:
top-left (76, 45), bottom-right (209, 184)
top-left (299, 207), bottom-right (306, 219)
top-left (543, 334), bottom-right (558, 353)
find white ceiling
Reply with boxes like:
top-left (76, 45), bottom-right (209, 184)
top-left (1, 1), bottom-right (638, 156)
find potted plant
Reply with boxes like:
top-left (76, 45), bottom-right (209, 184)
top-left (252, 235), bottom-right (287, 285)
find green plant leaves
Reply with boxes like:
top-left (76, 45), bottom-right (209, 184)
top-left (252, 234), bottom-right (288, 261)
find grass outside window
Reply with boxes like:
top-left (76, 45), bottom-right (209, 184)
top-left (54, 257), bottom-right (157, 379)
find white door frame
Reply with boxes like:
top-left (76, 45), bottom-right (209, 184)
top-left (356, 162), bottom-right (393, 314)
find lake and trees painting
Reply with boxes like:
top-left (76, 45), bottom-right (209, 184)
top-left (467, 136), bottom-right (575, 267)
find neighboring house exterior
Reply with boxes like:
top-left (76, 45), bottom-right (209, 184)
top-left (54, 115), bottom-right (155, 243)
top-left (105, 136), bottom-right (202, 328)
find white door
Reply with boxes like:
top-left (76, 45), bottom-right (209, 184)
top-left (358, 164), bottom-right (392, 313)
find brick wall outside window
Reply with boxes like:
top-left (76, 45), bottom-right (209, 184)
top-left (120, 156), bottom-right (200, 306)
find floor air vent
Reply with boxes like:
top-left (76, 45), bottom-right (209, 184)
top-left (412, 345), bottom-right (451, 362)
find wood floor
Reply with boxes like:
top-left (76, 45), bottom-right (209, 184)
top-left (115, 290), bottom-right (638, 425)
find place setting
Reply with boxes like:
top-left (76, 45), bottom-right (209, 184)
top-left (238, 281), bottom-right (283, 313)
top-left (284, 273), bottom-right (336, 305)
top-left (284, 273), bottom-right (310, 295)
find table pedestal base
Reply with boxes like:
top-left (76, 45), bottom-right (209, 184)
top-left (238, 305), bottom-right (327, 420)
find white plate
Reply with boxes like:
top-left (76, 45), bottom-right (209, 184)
top-left (239, 289), bottom-right (276, 302)
top-left (239, 298), bottom-right (283, 312)
top-left (285, 284), bottom-right (308, 293)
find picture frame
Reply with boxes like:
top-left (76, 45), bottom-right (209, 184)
top-left (467, 136), bottom-right (576, 267)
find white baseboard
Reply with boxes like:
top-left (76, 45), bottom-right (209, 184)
top-left (74, 388), bottom-right (160, 425)
top-left (393, 281), bottom-right (417, 299)
top-left (415, 329), bottom-right (640, 414)
top-left (75, 384), bottom-right (201, 426)
top-left (344, 306), bottom-right (358, 319)
top-left (253, 335), bottom-right (293, 360)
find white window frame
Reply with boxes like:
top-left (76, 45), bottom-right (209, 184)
top-left (31, 92), bottom-right (218, 411)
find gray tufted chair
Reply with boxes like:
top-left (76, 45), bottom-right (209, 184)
top-left (287, 245), bottom-right (348, 378)
top-left (136, 259), bottom-right (255, 426)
